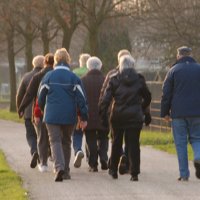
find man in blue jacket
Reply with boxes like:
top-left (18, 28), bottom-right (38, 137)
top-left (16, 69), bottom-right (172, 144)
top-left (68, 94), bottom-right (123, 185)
top-left (161, 46), bottom-right (200, 181)
top-left (38, 48), bottom-right (88, 182)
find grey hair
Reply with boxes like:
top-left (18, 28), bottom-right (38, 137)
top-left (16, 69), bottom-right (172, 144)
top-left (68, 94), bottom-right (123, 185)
top-left (119, 55), bottom-right (135, 73)
top-left (86, 56), bottom-right (102, 71)
top-left (79, 53), bottom-right (91, 67)
top-left (177, 46), bottom-right (192, 57)
top-left (117, 49), bottom-right (131, 63)
top-left (32, 55), bottom-right (45, 68)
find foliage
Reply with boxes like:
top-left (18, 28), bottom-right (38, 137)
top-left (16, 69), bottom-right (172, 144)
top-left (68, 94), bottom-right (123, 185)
top-left (0, 150), bottom-right (27, 200)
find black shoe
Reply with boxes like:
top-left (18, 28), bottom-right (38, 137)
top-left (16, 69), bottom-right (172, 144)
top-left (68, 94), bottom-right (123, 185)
top-left (108, 169), bottom-right (118, 179)
top-left (55, 170), bottom-right (64, 182)
top-left (63, 172), bottom-right (71, 180)
top-left (177, 177), bottom-right (188, 181)
top-left (30, 152), bottom-right (39, 168)
top-left (130, 175), bottom-right (138, 181)
top-left (101, 160), bottom-right (108, 170)
top-left (119, 155), bottom-right (128, 175)
top-left (194, 160), bottom-right (200, 179)
top-left (89, 166), bottom-right (98, 172)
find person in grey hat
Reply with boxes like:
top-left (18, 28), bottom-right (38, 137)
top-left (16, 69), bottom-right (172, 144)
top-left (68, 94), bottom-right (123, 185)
top-left (161, 46), bottom-right (200, 181)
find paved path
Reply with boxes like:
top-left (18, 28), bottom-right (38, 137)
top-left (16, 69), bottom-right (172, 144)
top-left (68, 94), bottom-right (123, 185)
top-left (0, 119), bottom-right (199, 200)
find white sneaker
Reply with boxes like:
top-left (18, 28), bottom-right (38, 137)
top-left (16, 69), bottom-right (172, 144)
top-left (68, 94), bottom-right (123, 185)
top-left (38, 164), bottom-right (48, 172)
top-left (74, 151), bottom-right (84, 168)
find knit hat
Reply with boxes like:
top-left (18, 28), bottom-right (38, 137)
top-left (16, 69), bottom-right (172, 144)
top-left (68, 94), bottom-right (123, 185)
top-left (86, 56), bottom-right (102, 71)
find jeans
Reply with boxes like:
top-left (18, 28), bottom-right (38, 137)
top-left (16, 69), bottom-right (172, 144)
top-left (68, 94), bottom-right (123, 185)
top-left (73, 129), bottom-right (83, 155)
top-left (24, 119), bottom-right (37, 155)
top-left (172, 118), bottom-right (200, 178)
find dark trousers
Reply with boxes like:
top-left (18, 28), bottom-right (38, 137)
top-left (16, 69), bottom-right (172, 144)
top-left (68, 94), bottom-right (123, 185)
top-left (110, 126), bottom-right (141, 176)
top-left (24, 119), bottom-right (37, 155)
top-left (85, 130), bottom-right (109, 168)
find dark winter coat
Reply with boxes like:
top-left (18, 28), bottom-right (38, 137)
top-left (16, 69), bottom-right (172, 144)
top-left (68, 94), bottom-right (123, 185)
top-left (16, 66), bottom-right (42, 119)
top-left (38, 63), bottom-right (88, 125)
top-left (18, 65), bottom-right (53, 114)
top-left (161, 56), bottom-right (200, 118)
top-left (99, 68), bottom-right (151, 129)
top-left (81, 69), bottom-right (108, 131)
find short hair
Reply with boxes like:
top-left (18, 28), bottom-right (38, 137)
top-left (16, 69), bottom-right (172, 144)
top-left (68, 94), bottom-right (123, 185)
top-left (44, 53), bottom-right (54, 66)
top-left (79, 53), bottom-right (91, 67)
top-left (32, 55), bottom-right (45, 68)
top-left (119, 55), bottom-right (135, 73)
top-left (86, 56), bottom-right (102, 71)
top-left (177, 46), bottom-right (192, 57)
top-left (54, 48), bottom-right (71, 65)
top-left (117, 49), bottom-right (131, 63)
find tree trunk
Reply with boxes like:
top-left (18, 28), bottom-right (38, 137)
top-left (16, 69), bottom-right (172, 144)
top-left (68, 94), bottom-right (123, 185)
top-left (89, 28), bottom-right (99, 56)
top-left (41, 21), bottom-right (50, 55)
top-left (25, 36), bottom-right (33, 72)
top-left (62, 29), bottom-right (73, 51)
top-left (7, 29), bottom-right (16, 112)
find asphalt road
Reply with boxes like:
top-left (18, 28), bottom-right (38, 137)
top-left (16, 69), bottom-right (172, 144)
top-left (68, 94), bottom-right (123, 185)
top-left (0, 119), bottom-right (199, 200)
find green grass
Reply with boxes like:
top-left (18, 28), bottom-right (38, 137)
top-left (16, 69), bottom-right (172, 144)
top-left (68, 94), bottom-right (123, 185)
top-left (0, 150), bottom-right (28, 200)
top-left (141, 130), bottom-right (194, 160)
top-left (0, 109), bottom-right (23, 123)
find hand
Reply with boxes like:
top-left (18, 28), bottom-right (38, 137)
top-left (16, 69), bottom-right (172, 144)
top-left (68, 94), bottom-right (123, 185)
top-left (19, 111), bottom-right (24, 118)
top-left (79, 121), bottom-right (87, 131)
top-left (164, 115), bottom-right (170, 122)
top-left (144, 113), bottom-right (151, 126)
top-left (34, 117), bottom-right (40, 126)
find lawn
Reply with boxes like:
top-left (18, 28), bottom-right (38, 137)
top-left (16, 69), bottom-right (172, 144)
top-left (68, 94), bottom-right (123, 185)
top-left (0, 109), bottom-right (23, 123)
top-left (0, 150), bottom-right (27, 200)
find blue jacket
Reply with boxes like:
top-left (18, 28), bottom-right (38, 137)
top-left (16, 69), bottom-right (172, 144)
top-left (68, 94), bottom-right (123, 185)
top-left (38, 63), bottom-right (88, 125)
top-left (161, 56), bottom-right (200, 118)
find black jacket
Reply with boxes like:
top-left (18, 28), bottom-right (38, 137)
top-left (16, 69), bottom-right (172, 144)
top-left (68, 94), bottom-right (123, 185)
top-left (99, 68), bottom-right (151, 129)
top-left (18, 65), bottom-right (53, 114)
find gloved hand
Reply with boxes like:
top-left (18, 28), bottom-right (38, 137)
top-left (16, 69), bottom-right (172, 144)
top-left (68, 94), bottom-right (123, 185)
top-left (144, 113), bottom-right (151, 126)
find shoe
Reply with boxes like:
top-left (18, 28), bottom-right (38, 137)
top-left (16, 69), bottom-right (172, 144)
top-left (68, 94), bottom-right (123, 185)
top-left (177, 177), bottom-right (189, 181)
top-left (55, 170), bottom-right (64, 182)
top-left (63, 172), bottom-right (71, 180)
top-left (101, 160), bottom-right (108, 170)
top-left (74, 151), bottom-right (84, 168)
top-left (89, 166), bottom-right (98, 172)
top-left (130, 175), bottom-right (138, 181)
top-left (38, 164), bottom-right (48, 172)
top-left (30, 152), bottom-right (39, 168)
top-left (118, 155), bottom-right (128, 175)
top-left (194, 160), bottom-right (200, 179)
top-left (108, 169), bottom-right (118, 179)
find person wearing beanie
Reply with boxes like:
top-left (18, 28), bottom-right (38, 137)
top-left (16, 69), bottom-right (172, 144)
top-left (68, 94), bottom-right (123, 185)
top-left (81, 56), bottom-right (109, 172)
top-left (99, 55), bottom-right (151, 181)
top-left (161, 46), bottom-right (200, 181)
top-left (72, 53), bottom-right (91, 168)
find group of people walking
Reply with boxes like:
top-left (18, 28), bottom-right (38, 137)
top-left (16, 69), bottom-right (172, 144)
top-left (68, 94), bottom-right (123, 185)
top-left (16, 45), bottom-right (200, 183)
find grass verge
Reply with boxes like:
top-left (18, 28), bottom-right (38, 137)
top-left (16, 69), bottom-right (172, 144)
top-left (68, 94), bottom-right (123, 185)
top-left (0, 150), bottom-right (27, 200)
top-left (0, 109), bottom-right (23, 123)
top-left (141, 130), bottom-right (193, 160)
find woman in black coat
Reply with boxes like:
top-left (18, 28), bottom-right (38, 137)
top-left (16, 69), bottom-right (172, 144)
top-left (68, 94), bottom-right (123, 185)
top-left (99, 55), bottom-right (151, 181)
top-left (81, 56), bottom-right (109, 172)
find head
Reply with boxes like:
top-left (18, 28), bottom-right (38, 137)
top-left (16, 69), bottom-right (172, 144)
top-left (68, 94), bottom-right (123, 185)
top-left (86, 56), bottom-right (102, 71)
top-left (119, 55), bottom-right (135, 73)
top-left (79, 53), bottom-right (91, 68)
top-left (44, 53), bottom-right (54, 67)
top-left (117, 49), bottom-right (131, 64)
top-left (177, 46), bottom-right (192, 59)
top-left (32, 55), bottom-right (45, 68)
top-left (54, 48), bottom-right (71, 65)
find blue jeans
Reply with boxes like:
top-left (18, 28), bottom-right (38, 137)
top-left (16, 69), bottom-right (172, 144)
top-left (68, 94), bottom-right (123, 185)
top-left (73, 129), bottom-right (83, 155)
top-left (172, 118), bottom-right (200, 178)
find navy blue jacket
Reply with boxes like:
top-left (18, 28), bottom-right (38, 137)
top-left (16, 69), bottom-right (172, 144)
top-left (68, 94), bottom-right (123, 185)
top-left (38, 63), bottom-right (88, 125)
top-left (161, 56), bottom-right (200, 118)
